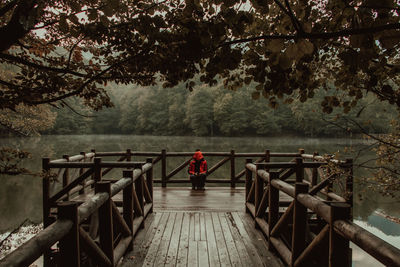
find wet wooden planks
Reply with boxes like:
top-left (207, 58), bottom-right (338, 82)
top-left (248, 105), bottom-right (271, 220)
top-left (121, 211), bottom-right (283, 267)
top-left (72, 187), bottom-right (291, 213)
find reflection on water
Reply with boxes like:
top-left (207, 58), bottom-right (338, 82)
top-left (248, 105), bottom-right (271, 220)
top-left (352, 218), bottom-right (400, 267)
top-left (0, 135), bottom-right (399, 266)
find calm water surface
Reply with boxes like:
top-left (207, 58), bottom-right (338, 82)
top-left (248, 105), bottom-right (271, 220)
top-left (0, 135), bottom-right (399, 266)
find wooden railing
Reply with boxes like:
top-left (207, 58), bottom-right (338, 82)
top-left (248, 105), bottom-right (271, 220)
top-left (94, 149), bottom-right (303, 187)
top-left (0, 158), bottom-right (154, 267)
top-left (245, 155), bottom-right (400, 267)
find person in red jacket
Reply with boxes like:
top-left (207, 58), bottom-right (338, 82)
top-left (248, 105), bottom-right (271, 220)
top-left (188, 149), bottom-right (208, 190)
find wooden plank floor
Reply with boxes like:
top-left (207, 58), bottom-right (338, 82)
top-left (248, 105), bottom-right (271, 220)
top-left (121, 211), bottom-right (283, 267)
top-left (120, 187), bottom-right (284, 267)
top-left (73, 186), bottom-right (291, 211)
top-left (153, 187), bottom-right (246, 212)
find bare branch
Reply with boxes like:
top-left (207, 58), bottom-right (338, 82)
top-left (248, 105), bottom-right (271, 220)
top-left (344, 117), bottom-right (400, 149)
top-left (283, 0), bottom-right (303, 33)
top-left (60, 100), bottom-right (96, 118)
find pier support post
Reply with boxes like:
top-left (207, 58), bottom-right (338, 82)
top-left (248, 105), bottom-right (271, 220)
top-left (96, 181), bottom-right (114, 266)
top-left (62, 155), bottom-right (70, 200)
top-left (94, 157), bottom-right (102, 183)
top-left (79, 152), bottom-right (86, 195)
top-left (254, 164), bottom-right (264, 227)
top-left (146, 158), bottom-right (154, 213)
top-left (329, 203), bottom-right (351, 267)
top-left (295, 157), bottom-right (304, 183)
top-left (245, 158), bottom-right (252, 213)
top-left (123, 170), bottom-right (134, 251)
top-left (291, 182), bottom-right (309, 266)
top-left (230, 149), bottom-right (236, 188)
top-left (161, 149), bottom-right (167, 188)
top-left (268, 171), bottom-right (279, 251)
top-left (135, 163), bottom-right (145, 229)
top-left (58, 202), bottom-right (80, 267)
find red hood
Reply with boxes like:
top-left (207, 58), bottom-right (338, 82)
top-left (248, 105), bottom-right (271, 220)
top-left (193, 151), bottom-right (203, 160)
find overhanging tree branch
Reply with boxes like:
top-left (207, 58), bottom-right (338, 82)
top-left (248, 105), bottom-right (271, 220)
top-left (26, 52), bottom-right (144, 105)
top-left (0, 53), bottom-right (87, 77)
top-left (0, 0), bottom-right (39, 52)
top-left (0, 0), bottom-right (19, 17)
top-left (224, 22), bottom-right (400, 45)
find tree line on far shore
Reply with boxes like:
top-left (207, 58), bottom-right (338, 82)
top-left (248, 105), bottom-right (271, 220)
top-left (42, 82), bottom-right (397, 137)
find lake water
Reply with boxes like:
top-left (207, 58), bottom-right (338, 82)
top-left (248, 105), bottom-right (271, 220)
top-left (0, 135), bottom-right (399, 266)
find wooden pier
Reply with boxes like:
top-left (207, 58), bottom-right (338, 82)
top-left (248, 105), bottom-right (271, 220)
top-left (121, 187), bottom-right (283, 267)
top-left (1, 149), bottom-right (400, 267)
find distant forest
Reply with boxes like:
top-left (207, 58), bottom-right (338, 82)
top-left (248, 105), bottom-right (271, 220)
top-left (43, 82), bottom-right (397, 137)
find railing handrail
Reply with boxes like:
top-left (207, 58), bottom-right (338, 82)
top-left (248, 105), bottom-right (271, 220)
top-left (45, 149), bottom-right (305, 189)
top-left (89, 150), bottom-right (302, 158)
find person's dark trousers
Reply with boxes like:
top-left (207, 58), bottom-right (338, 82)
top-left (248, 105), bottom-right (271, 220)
top-left (190, 174), bottom-right (206, 189)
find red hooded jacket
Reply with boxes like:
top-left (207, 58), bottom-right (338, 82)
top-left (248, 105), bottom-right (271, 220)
top-left (188, 151), bottom-right (207, 175)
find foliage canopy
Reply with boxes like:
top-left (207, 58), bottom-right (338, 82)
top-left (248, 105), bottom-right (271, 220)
top-left (1, 0), bottom-right (400, 111)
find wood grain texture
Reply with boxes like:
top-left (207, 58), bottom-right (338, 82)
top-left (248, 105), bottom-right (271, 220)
top-left (119, 187), bottom-right (285, 267)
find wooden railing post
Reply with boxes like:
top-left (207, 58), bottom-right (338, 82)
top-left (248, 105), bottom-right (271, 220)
top-left (90, 149), bottom-right (96, 187)
top-left (122, 170), bottom-right (134, 251)
top-left (230, 149), bottom-right (236, 188)
top-left (126, 149), bottom-right (132, 170)
top-left (79, 152), bottom-right (86, 195)
top-left (326, 162), bottom-right (333, 201)
top-left (146, 158), bottom-right (154, 213)
top-left (135, 163), bottom-right (145, 228)
top-left (329, 203), bottom-right (351, 267)
top-left (268, 171), bottom-right (279, 251)
top-left (62, 155), bottom-right (70, 200)
top-left (161, 149), bottom-right (167, 188)
top-left (295, 157), bottom-right (304, 183)
top-left (265, 149), bottom-right (270, 170)
top-left (42, 157), bottom-right (52, 267)
top-left (254, 164), bottom-right (264, 225)
top-left (58, 201), bottom-right (80, 267)
top-left (96, 181), bottom-right (114, 266)
top-left (94, 157), bottom-right (102, 183)
top-left (345, 159), bottom-right (353, 207)
top-left (312, 152), bottom-right (319, 186)
top-left (245, 158), bottom-right (252, 213)
top-left (42, 158), bottom-right (51, 227)
top-left (126, 148), bottom-right (132, 162)
top-left (291, 182), bottom-right (309, 266)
